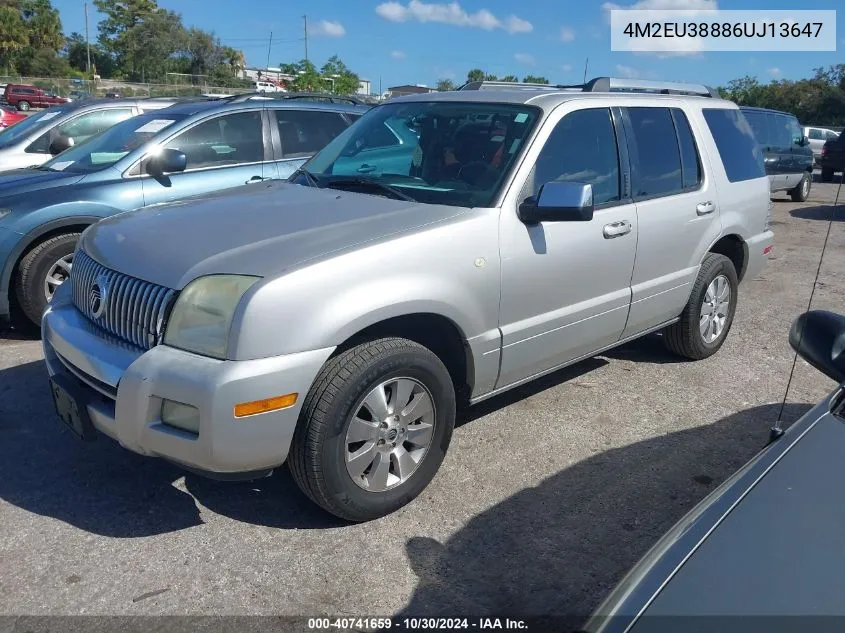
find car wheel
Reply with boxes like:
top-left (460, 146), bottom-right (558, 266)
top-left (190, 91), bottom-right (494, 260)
top-left (17, 101), bottom-right (30, 111)
top-left (664, 253), bottom-right (738, 360)
top-left (821, 168), bottom-right (834, 183)
top-left (289, 337), bottom-right (456, 522)
top-left (790, 172), bottom-right (811, 202)
top-left (14, 232), bottom-right (81, 328)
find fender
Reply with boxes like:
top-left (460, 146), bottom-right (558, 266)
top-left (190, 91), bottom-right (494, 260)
top-left (1, 212), bottom-right (114, 319)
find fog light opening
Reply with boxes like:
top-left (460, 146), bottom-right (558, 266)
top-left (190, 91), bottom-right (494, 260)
top-left (234, 393), bottom-right (298, 418)
top-left (161, 399), bottom-right (200, 434)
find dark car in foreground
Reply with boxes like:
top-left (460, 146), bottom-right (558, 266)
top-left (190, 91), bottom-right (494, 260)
top-left (819, 132), bottom-right (845, 182)
top-left (0, 97), bottom-right (368, 329)
top-left (741, 106), bottom-right (814, 201)
top-left (583, 309), bottom-right (845, 633)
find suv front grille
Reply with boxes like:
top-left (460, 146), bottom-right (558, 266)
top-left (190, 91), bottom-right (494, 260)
top-left (71, 250), bottom-right (176, 350)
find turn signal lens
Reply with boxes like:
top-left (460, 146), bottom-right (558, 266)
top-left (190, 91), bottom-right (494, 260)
top-left (234, 393), bottom-right (298, 418)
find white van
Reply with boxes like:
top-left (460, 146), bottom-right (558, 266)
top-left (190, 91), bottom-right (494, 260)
top-left (253, 81), bottom-right (285, 94)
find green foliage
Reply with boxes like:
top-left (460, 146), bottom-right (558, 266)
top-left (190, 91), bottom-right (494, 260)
top-left (466, 68), bottom-right (485, 83)
top-left (719, 66), bottom-right (845, 126)
top-left (500, 75), bottom-right (518, 83)
top-left (436, 78), bottom-right (456, 92)
top-left (0, 0), bottom-right (64, 75)
top-left (522, 75), bottom-right (549, 84)
top-left (321, 55), bottom-right (359, 94)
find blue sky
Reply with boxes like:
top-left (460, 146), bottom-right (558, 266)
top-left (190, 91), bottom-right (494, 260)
top-left (52, 0), bottom-right (842, 92)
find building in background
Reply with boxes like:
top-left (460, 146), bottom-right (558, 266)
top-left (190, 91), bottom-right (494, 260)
top-left (386, 84), bottom-right (437, 98)
top-left (357, 79), bottom-right (372, 96)
top-left (241, 67), bottom-right (294, 84)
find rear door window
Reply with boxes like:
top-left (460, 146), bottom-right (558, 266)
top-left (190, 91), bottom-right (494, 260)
top-left (702, 108), bottom-right (766, 183)
top-left (671, 109), bottom-right (702, 190)
top-left (809, 128), bottom-right (824, 140)
top-left (274, 110), bottom-right (349, 158)
top-left (625, 107), bottom-right (683, 199)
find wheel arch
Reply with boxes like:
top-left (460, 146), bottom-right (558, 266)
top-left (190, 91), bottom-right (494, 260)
top-left (708, 234), bottom-right (748, 282)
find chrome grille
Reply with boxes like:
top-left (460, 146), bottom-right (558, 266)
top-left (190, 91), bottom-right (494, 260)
top-left (71, 250), bottom-right (176, 350)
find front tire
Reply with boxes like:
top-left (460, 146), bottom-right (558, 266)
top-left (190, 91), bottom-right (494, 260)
top-left (17, 101), bottom-right (30, 111)
top-left (664, 253), bottom-right (738, 360)
top-left (789, 172), bottom-right (811, 202)
top-left (14, 232), bottom-right (81, 328)
top-left (289, 337), bottom-right (456, 522)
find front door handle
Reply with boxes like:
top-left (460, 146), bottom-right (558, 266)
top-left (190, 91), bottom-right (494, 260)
top-left (357, 164), bottom-right (376, 173)
top-left (246, 176), bottom-right (270, 184)
top-left (696, 201), bottom-right (716, 216)
top-left (603, 220), bottom-right (632, 239)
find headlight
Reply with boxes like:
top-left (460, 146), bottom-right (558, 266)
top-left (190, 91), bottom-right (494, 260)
top-left (163, 275), bottom-right (260, 359)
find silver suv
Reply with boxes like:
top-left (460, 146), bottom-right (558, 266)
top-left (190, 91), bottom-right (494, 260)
top-left (42, 77), bottom-right (774, 521)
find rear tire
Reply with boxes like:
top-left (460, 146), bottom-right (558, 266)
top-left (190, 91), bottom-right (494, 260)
top-left (664, 253), bottom-right (738, 360)
top-left (821, 168), bottom-right (834, 183)
top-left (17, 101), bottom-right (30, 111)
top-left (14, 232), bottom-right (81, 328)
top-left (289, 337), bottom-right (456, 522)
top-left (789, 172), bottom-right (811, 202)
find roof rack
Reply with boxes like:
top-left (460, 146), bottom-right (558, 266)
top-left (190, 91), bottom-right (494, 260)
top-left (459, 76), bottom-right (720, 98)
top-left (225, 91), bottom-right (369, 105)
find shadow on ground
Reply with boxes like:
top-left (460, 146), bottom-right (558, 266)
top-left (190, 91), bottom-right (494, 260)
top-left (397, 402), bottom-right (813, 631)
top-left (789, 204), bottom-right (845, 222)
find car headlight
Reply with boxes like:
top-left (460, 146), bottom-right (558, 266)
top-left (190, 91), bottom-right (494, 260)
top-left (163, 274), bottom-right (260, 359)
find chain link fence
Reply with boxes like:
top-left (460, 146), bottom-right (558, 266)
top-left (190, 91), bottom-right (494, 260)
top-left (0, 76), bottom-right (253, 101)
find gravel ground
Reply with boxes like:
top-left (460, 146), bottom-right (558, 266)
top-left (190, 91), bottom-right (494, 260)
top-left (0, 177), bottom-right (843, 627)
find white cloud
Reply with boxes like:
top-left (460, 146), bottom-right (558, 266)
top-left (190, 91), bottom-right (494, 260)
top-left (311, 20), bottom-right (346, 37)
top-left (561, 63), bottom-right (573, 72)
top-left (390, 50), bottom-right (407, 59)
top-left (375, 1), bottom-right (533, 34)
top-left (615, 64), bottom-right (640, 78)
top-left (768, 67), bottom-right (781, 77)
top-left (560, 26), bottom-right (575, 42)
top-left (514, 52), bottom-right (536, 66)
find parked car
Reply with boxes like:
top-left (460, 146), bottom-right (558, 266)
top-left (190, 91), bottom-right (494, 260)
top-left (68, 90), bottom-right (91, 102)
top-left (253, 81), bottom-right (285, 94)
top-left (582, 309), bottom-right (845, 633)
top-left (741, 106), bottom-right (814, 201)
top-left (0, 98), bottom-right (367, 329)
top-left (803, 125), bottom-right (839, 165)
top-left (0, 98), bottom-right (181, 172)
top-left (0, 104), bottom-right (26, 129)
top-left (819, 132), bottom-right (845, 182)
top-left (40, 77), bottom-right (774, 521)
top-left (3, 84), bottom-right (70, 111)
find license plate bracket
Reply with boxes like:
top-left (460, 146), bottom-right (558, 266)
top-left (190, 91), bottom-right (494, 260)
top-left (50, 374), bottom-right (96, 441)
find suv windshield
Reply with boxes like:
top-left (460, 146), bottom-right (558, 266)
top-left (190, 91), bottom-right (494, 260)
top-left (299, 101), bottom-right (541, 207)
top-left (40, 112), bottom-right (186, 173)
top-left (0, 106), bottom-right (72, 148)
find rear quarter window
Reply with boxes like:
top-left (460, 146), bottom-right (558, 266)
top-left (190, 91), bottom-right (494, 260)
top-left (703, 108), bottom-right (766, 183)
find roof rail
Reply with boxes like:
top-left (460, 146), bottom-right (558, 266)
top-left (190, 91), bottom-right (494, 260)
top-left (458, 76), bottom-right (720, 98)
top-left (225, 91), bottom-right (369, 105)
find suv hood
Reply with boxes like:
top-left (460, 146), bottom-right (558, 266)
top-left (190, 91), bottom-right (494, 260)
top-left (82, 182), bottom-right (467, 289)
top-left (0, 168), bottom-right (86, 199)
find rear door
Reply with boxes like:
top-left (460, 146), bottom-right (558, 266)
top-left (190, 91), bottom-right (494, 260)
top-left (270, 108), bottom-right (350, 178)
top-left (140, 108), bottom-right (273, 206)
top-left (620, 105), bottom-right (721, 338)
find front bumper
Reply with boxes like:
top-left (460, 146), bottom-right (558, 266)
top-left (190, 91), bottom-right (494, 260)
top-left (41, 283), bottom-right (334, 475)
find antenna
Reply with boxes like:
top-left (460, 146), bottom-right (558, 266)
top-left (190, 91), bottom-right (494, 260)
top-left (583, 57), bottom-right (589, 84)
top-left (770, 177), bottom-right (844, 442)
top-left (303, 15), bottom-right (308, 61)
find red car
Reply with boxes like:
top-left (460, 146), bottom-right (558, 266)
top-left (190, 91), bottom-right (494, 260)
top-left (0, 104), bottom-right (26, 129)
top-left (3, 84), bottom-right (70, 111)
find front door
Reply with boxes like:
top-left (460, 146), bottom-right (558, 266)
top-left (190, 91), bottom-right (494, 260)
top-left (497, 105), bottom-right (637, 388)
top-left (140, 109), bottom-right (272, 206)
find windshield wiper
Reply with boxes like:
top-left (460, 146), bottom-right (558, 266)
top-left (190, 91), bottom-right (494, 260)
top-left (321, 176), bottom-right (417, 202)
top-left (291, 167), bottom-right (323, 187)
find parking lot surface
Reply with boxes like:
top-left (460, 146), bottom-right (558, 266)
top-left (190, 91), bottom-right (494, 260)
top-left (1, 179), bottom-right (843, 621)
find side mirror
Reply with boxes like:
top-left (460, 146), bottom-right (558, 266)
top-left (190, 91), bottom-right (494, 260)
top-left (518, 181), bottom-right (594, 225)
top-left (146, 148), bottom-right (187, 176)
top-left (789, 310), bottom-right (845, 383)
top-left (49, 135), bottom-right (74, 156)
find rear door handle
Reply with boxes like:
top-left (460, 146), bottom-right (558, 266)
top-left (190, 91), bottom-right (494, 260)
top-left (246, 176), bottom-right (270, 184)
top-left (357, 164), bottom-right (376, 173)
top-left (696, 201), bottom-right (716, 216)
top-left (603, 220), bottom-right (632, 239)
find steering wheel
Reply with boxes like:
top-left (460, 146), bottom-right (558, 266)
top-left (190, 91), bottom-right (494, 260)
top-left (458, 161), bottom-right (499, 187)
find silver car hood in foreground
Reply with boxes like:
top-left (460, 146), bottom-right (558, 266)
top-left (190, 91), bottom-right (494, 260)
top-left (81, 181), bottom-right (467, 289)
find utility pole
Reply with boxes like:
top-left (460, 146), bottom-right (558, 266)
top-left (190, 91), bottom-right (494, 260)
top-left (84, 2), bottom-right (92, 77)
top-left (303, 15), bottom-right (308, 61)
top-left (266, 31), bottom-right (272, 70)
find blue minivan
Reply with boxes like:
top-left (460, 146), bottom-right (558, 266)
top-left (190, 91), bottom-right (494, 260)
top-left (0, 97), bottom-right (368, 328)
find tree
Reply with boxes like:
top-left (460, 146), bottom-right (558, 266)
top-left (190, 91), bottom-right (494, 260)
top-left (283, 59), bottom-right (322, 91)
top-left (467, 68), bottom-right (485, 83)
top-left (436, 78), bottom-right (456, 92)
top-left (501, 75), bottom-right (518, 83)
top-left (20, 0), bottom-right (63, 52)
top-left (65, 31), bottom-right (115, 77)
top-left (0, 6), bottom-right (28, 72)
top-left (0, 0), bottom-right (65, 75)
top-left (523, 75), bottom-right (549, 84)
top-left (321, 55), bottom-right (359, 94)
top-left (484, 73), bottom-right (497, 81)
